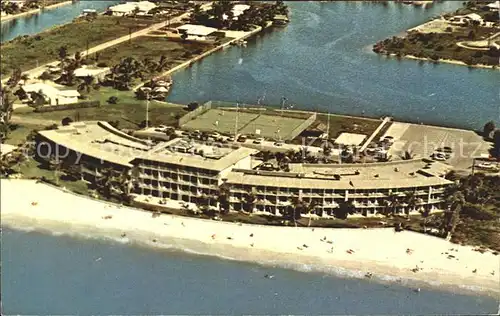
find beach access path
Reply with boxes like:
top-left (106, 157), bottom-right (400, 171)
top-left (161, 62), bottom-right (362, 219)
top-left (1, 179), bottom-right (498, 296)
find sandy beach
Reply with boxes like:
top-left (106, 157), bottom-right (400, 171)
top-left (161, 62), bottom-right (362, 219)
top-left (1, 179), bottom-right (499, 296)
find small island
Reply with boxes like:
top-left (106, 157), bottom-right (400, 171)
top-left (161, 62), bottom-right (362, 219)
top-left (373, 1), bottom-right (500, 68)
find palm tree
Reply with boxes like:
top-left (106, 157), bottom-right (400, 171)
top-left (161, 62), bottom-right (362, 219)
top-left (217, 184), bottom-right (230, 214)
top-left (58, 46), bottom-right (68, 64)
top-left (7, 67), bottom-right (22, 88)
top-left (305, 200), bottom-right (318, 227)
top-left (116, 170), bottom-right (132, 203)
top-left (442, 191), bottom-right (465, 238)
top-left (77, 75), bottom-right (95, 94)
top-left (335, 201), bottom-right (355, 219)
top-left (382, 192), bottom-right (400, 217)
top-left (288, 196), bottom-right (305, 226)
top-left (0, 85), bottom-right (15, 134)
top-left (243, 192), bottom-right (256, 213)
top-left (20, 73), bottom-right (30, 85)
top-left (404, 191), bottom-right (418, 219)
top-left (96, 167), bottom-right (115, 198)
top-left (48, 157), bottom-right (63, 185)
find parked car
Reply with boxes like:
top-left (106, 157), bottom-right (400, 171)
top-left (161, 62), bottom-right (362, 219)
top-left (227, 137), bottom-right (235, 142)
top-left (442, 146), bottom-right (453, 153)
top-left (237, 135), bottom-right (247, 142)
top-left (476, 162), bottom-right (499, 171)
top-left (381, 136), bottom-right (395, 144)
top-left (253, 138), bottom-right (264, 144)
top-left (274, 141), bottom-right (284, 147)
top-left (432, 152), bottom-right (447, 161)
top-left (436, 148), bottom-right (452, 159)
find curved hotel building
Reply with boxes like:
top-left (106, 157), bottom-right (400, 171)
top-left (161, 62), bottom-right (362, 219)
top-left (36, 121), bottom-right (454, 217)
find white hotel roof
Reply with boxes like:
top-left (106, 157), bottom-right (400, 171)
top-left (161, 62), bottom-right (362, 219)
top-left (226, 159), bottom-right (453, 190)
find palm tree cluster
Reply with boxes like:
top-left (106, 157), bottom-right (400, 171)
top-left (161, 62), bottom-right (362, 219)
top-left (103, 56), bottom-right (171, 91)
top-left (189, 1), bottom-right (289, 31)
top-left (94, 167), bottom-right (132, 203)
top-left (55, 50), bottom-right (83, 87)
top-left (421, 174), bottom-right (500, 247)
top-left (0, 84), bottom-right (15, 141)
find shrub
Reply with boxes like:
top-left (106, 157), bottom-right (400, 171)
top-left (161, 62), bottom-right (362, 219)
top-left (472, 51), bottom-right (483, 58)
top-left (61, 117), bottom-right (73, 126)
top-left (187, 102), bottom-right (199, 111)
top-left (107, 96), bottom-right (118, 104)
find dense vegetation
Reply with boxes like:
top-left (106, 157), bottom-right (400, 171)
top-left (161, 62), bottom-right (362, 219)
top-left (373, 1), bottom-right (500, 67)
top-left (374, 30), bottom-right (500, 66)
top-left (426, 173), bottom-right (500, 251)
top-left (189, 0), bottom-right (288, 31)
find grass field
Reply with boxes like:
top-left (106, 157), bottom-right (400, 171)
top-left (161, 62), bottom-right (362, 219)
top-left (94, 35), bottom-right (213, 71)
top-left (315, 113), bottom-right (382, 139)
top-left (14, 158), bottom-right (90, 195)
top-left (14, 87), bottom-right (186, 129)
top-left (1, 16), bottom-right (160, 77)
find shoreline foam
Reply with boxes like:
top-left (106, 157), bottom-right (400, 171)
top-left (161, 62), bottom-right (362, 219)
top-left (2, 179), bottom-right (499, 298)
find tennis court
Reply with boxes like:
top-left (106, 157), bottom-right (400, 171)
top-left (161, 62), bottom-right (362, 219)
top-left (181, 108), bottom-right (314, 140)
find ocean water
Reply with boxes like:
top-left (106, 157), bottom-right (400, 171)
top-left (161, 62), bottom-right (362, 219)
top-left (168, 1), bottom-right (500, 130)
top-left (1, 227), bottom-right (498, 314)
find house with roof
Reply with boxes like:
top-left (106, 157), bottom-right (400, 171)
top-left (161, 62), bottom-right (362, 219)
top-left (108, 1), bottom-right (156, 16)
top-left (486, 1), bottom-right (499, 11)
top-left (175, 24), bottom-right (221, 41)
top-left (74, 66), bottom-right (111, 81)
top-left (21, 83), bottom-right (80, 106)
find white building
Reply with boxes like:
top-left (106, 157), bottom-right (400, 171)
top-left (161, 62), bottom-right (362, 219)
top-left (487, 1), bottom-right (499, 11)
top-left (108, 1), bottom-right (156, 16)
top-left (22, 83), bottom-right (80, 106)
top-left (223, 4), bottom-right (250, 20)
top-left (176, 24), bottom-right (219, 41)
top-left (74, 66), bottom-right (111, 81)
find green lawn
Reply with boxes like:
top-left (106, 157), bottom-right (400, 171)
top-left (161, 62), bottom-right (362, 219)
top-left (3, 123), bottom-right (45, 146)
top-left (14, 158), bottom-right (90, 195)
top-left (14, 87), bottom-right (186, 129)
top-left (94, 35), bottom-right (213, 70)
top-left (315, 113), bottom-right (382, 139)
top-left (1, 16), bottom-right (160, 77)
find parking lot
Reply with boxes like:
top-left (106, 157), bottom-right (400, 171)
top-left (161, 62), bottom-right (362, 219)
top-left (382, 123), bottom-right (492, 171)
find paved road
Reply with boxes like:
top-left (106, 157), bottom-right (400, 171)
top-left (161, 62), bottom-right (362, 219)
top-left (3, 4), bottom-right (212, 83)
top-left (11, 115), bottom-right (58, 126)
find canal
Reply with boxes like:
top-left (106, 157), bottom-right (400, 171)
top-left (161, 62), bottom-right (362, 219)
top-left (167, 1), bottom-right (500, 130)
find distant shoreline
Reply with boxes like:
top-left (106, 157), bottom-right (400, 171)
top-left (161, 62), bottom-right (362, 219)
top-left (2, 179), bottom-right (498, 298)
top-left (387, 53), bottom-right (499, 70)
top-left (0, 1), bottom-right (73, 23)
